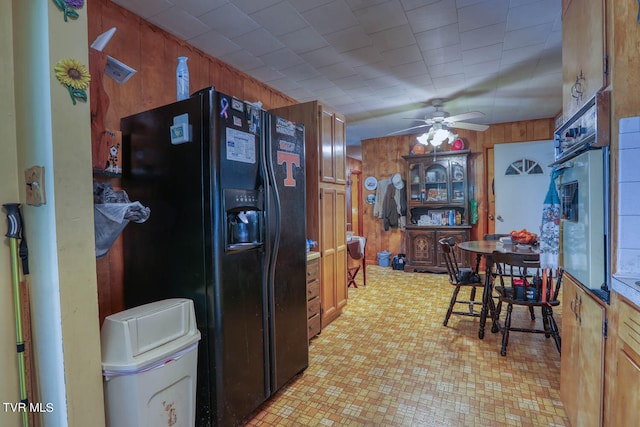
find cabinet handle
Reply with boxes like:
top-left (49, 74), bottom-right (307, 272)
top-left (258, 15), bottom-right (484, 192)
top-left (577, 295), bottom-right (582, 324)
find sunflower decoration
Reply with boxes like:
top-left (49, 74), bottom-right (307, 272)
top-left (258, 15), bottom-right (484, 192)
top-left (52, 0), bottom-right (84, 22)
top-left (54, 58), bottom-right (91, 105)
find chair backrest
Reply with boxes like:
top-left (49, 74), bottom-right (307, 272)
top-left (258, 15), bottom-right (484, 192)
top-left (491, 251), bottom-right (540, 285)
top-left (492, 251), bottom-right (563, 302)
top-left (347, 239), bottom-right (362, 260)
top-left (439, 237), bottom-right (460, 283)
top-left (484, 233), bottom-right (509, 241)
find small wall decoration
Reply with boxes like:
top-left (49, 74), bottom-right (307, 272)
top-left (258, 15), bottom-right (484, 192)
top-left (52, 0), bottom-right (84, 22)
top-left (54, 58), bottom-right (91, 105)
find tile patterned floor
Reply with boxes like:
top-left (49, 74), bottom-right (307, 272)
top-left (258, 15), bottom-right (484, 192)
top-left (245, 266), bottom-right (569, 427)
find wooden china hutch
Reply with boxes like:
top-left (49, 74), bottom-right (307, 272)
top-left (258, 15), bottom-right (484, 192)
top-left (402, 150), bottom-right (472, 272)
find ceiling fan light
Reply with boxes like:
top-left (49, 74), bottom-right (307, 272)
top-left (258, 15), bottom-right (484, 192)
top-left (431, 128), bottom-right (449, 146)
top-left (416, 133), bottom-right (430, 145)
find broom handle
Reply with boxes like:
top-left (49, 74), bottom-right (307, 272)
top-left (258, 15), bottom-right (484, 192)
top-left (4, 203), bottom-right (29, 427)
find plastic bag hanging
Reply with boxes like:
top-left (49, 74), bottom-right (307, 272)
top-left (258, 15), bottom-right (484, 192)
top-left (93, 181), bottom-right (150, 258)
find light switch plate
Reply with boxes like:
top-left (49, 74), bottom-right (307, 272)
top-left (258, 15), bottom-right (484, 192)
top-left (25, 165), bottom-right (46, 206)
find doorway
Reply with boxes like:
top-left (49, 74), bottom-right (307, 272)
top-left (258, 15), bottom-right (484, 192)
top-left (493, 140), bottom-right (554, 235)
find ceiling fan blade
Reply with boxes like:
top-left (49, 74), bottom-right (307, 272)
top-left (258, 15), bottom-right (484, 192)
top-left (449, 122), bottom-right (489, 132)
top-left (446, 111), bottom-right (485, 122)
top-left (401, 118), bottom-right (431, 124)
top-left (386, 124), bottom-right (431, 136)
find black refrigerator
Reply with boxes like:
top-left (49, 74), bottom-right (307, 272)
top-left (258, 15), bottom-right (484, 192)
top-left (120, 87), bottom-right (309, 427)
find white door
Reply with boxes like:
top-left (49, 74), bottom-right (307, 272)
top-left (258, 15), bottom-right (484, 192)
top-left (494, 140), bottom-right (555, 236)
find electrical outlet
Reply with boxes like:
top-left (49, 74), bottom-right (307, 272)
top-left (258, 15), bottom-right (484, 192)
top-left (25, 166), bottom-right (46, 206)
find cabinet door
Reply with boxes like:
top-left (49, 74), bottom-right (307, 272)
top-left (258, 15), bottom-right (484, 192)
top-left (320, 188), bottom-right (338, 325)
top-left (408, 163), bottom-right (421, 203)
top-left (560, 277), bottom-right (581, 424)
top-left (320, 108), bottom-right (335, 183)
top-left (560, 275), bottom-right (605, 427)
top-left (449, 159), bottom-right (466, 205)
top-left (335, 189), bottom-right (347, 311)
top-left (320, 188), bottom-right (347, 327)
top-left (613, 350), bottom-right (640, 427)
top-left (407, 230), bottom-right (436, 266)
top-left (436, 230), bottom-right (469, 268)
top-left (576, 286), bottom-right (605, 427)
top-left (334, 115), bottom-right (346, 184)
top-left (424, 162), bottom-right (449, 203)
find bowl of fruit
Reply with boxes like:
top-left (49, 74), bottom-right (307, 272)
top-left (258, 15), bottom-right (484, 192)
top-left (510, 229), bottom-right (537, 245)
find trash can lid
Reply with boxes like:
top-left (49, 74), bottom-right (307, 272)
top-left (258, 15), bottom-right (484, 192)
top-left (100, 298), bottom-right (201, 372)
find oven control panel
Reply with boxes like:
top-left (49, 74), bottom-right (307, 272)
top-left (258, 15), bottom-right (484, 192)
top-left (554, 91), bottom-right (610, 163)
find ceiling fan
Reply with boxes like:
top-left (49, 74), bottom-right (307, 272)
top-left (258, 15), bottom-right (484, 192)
top-left (388, 99), bottom-right (490, 136)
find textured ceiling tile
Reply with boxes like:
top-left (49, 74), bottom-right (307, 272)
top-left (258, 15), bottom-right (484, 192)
top-left (247, 65), bottom-right (286, 83)
top-left (148, 7), bottom-right (210, 40)
top-left (188, 31), bottom-right (241, 57)
top-left (506, 0), bottom-right (559, 31)
top-left (317, 61), bottom-right (358, 80)
top-left (354, 2), bottom-right (408, 34)
top-left (299, 45), bottom-right (343, 68)
top-left (250, 2), bottom-right (309, 36)
top-left (380, 44), bottom-right (423, 67)
top-left (407, 0), bottom-right (458, 33)
top-left (345, 0), bottom-right (388, 11)
top-left (220, 49), bottom-right (265, 70)
top-left (422, 44), bottom-right (462, 67)
top-left (460, 22), bottom-right (506, 51)
top-left (178, 0), bottom-right (228, 17)
top-left (390, 60), bottom-right (429, 79)
top-left (301, 0), bottom-right (360, 35)
top-left (258, 47), bottom-right (304, 70)
top-left (461, 43), bottom-right (503, 66)
top-left (429, 60), bottom-right (464, 78)
top-left (231, 0), bottom-right (281, 15)
top-left (503, 22), bottom-right (554, 50)
top-left (232, 28), bottom-right (285, 56)
top-left (458, 0), bottom-right (509, 33)
top-left (279, 27), bottom-right (328, 54)
top-left (369, 25), bottom-right (417, 52)
top-left (199, 3), bottom-right (260, 39)
top-left (415, 23), bottom-right (460, 52)
top-left (324, 27), bottom-right (373, 54)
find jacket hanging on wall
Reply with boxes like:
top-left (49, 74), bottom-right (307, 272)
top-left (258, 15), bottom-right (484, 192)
top-left (383, 182), bottom-right (398, 230)
top-left (373, 177), bottom-right (390, 218)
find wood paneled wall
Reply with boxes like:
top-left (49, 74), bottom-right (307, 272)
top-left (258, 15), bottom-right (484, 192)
top-left (361, 118), bottom-right (556, 265)
top-left (89, 0), bottom-right (298, 323)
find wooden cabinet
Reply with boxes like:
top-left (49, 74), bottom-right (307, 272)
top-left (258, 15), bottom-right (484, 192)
top-left (320, 187), bottom-right (347, 326)
top-left (402, 150), bottom-right (472, 272)
top-left (609, 294), bottom-right (640, 427)
top-left (405, 227), bottom-right (470, 272)
top-left (560, 273), bottom-right (607, 427)
top-left (306, 254), bottom-right (321, 340)
top-left (270, 101), bottom-right (348, 328)
top-left (562, 0), bottom-right (607, 120)
top-left (320, 107), bottom-right (346, 184)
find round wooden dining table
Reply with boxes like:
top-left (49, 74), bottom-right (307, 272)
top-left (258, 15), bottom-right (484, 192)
top-left (457, 240), bottom-right (540, 339)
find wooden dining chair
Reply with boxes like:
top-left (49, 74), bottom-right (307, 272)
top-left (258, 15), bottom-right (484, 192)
top-left (439, 237), bottom-right (484, 327)
top-left (347, 238), bottom-right (366, 288)
top-left (491, 251), bottom-right (563, 356)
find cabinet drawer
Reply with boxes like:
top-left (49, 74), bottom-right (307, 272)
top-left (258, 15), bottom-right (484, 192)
top-left (307, 297), bottom-right (321, 318)
top-left (307, 280), bottom-right (320, 300)
top-left (619, 300), bottom-right (640, 356)
top-left (307, 259), bottom-right (319, 283)
top-left (308, 313), bottom-right (321, 339)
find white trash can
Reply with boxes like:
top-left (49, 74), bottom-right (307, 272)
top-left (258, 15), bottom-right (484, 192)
top-left (101, 298), bottom-right (201, 427)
